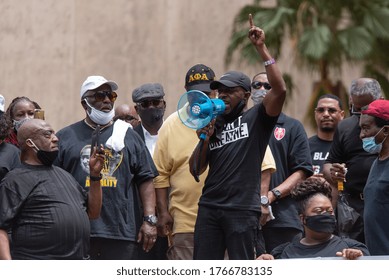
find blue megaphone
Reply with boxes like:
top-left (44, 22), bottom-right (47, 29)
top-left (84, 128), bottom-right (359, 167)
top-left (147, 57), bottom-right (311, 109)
top-left (177, 90), bottom-right (225, 138)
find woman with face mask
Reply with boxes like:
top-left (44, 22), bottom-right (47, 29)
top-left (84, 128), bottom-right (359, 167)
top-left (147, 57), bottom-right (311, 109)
top-left (359, 100), bottom-right (389, 256)
top-left (256, 177), bottom-right (370, 260)
top-left (4, 96), bottom-right (42, 148)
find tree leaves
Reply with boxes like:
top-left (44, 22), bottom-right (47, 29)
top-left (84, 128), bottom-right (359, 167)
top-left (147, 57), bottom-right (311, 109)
top-left (298, 25), bottom-right (332, 60)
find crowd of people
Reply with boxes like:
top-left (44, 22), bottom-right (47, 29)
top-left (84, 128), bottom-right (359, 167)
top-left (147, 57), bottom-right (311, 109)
top-left (0, 15), bottom-right (388, 260)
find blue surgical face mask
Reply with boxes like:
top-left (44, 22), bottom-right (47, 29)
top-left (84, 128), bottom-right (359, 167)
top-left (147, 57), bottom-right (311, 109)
top-left (84, 99), bottom-right (114, 125)
top-left (362, 127), bottom-right (387, 154)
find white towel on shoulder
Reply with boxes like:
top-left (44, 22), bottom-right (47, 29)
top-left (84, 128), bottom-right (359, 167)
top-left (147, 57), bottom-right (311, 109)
top-left (106, 119), bottom-right (131, 152)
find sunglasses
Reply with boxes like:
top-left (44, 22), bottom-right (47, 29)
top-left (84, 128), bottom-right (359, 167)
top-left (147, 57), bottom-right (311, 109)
top-left (137, 99), bottom-right (165, 108)
top-left (85, 91), bottom-right (118, 102)
top-left (315, 107), bottom-right (339, 114)
top-left (251, 81), bottom-right (271, 90)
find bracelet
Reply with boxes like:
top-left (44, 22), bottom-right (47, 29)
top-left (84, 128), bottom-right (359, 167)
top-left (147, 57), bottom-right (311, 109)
top-left (264, 58), bottom-right (276, 67)
top-left (90, 174), bottom-right (102, 181)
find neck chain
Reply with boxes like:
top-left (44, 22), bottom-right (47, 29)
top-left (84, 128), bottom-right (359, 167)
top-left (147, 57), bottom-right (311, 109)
top-left (83, 119), bottom-right (113, 131)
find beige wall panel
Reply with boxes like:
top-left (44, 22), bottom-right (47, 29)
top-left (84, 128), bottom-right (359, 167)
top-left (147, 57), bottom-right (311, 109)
top-left (0, 0), bottom-right (361, 136)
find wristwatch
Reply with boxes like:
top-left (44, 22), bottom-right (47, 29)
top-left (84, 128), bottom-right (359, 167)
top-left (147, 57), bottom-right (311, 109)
top-left (271, 189), bottom-right (282, 200)
top-left (260, 196), bottom-right (269, 207)
top-left (143, 215), bottom-right (158, 226)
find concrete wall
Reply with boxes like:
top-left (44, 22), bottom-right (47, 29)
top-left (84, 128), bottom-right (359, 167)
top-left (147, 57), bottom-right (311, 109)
top-left (0, 0), bottom-right (361, 135)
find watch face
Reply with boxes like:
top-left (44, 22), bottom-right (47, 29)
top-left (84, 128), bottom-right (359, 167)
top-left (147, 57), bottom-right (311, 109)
top-left (144, 215), bottom-right (158, 225)
top-left (261, 196), bottom-right (269, 205)
top-left (150, 215), bottom-right (157, 224)
top-left (272, 189), bottom-right (281, 199)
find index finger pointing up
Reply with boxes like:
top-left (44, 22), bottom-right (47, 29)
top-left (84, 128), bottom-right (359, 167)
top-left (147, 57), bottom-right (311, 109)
top-left (249, 14), bottom-right (253, 28)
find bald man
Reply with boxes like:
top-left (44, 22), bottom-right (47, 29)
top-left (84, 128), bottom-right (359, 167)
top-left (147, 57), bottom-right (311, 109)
top-left (114, 104), bottom-right (140, 128)
top-left (0, 119), bottom-right (104, 260)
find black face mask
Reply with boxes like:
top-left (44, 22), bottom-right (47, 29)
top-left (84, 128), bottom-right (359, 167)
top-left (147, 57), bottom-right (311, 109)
top-left (212, 100), bottom-right (246, 141)
top-left (37, 150), bottom-right (58, 166)
top-left (139, 108), bottom-right (164, 126)
top-left (223, 99), bottom-right (246, 123)
top-left (304, 213), bottom-right (336, 233)
top-left (28, 139), bottom-right (58, 166)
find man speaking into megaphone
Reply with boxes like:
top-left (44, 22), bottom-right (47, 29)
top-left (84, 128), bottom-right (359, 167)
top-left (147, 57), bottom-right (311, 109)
top-left (189, 14), bottom-right (287, 260)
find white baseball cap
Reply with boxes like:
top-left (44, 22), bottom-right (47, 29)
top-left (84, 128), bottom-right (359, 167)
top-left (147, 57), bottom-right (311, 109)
top-left (0, 95), bottom-right (5, 112)
top-left (80, 75), bottom-right (118, 98)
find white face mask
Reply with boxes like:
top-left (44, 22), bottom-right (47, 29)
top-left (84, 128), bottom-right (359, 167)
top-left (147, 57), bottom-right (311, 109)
top-left (84, 99), bottom-right (114, 125)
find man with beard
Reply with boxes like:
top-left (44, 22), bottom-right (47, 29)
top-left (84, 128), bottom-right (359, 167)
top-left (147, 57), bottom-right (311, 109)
top-left (132, 82), bottom-right (167, 259)
top-left (189, 15), bottom-right (287, 260)
top-left (323, 78), bottom-right (383, 243)
top-left (55, 75), bottom-right (158, 260)
top-left (309, 94), bottom-right (344, 176)
top-left (251, 72), bottom-right (313, 254)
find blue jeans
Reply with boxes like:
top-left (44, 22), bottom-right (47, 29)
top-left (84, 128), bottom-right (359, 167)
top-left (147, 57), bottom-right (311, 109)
top-left (193, 206), bottom-right (259, 260)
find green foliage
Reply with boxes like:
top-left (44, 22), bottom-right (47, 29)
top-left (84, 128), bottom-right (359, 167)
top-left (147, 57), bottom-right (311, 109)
top-left (226, 0), bottom-right (389, 127)
top-left (298, 25), bottom-right (332, 60)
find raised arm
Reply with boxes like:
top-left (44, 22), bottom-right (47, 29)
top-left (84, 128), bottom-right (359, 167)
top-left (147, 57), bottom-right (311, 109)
top-left (248, 14), bottom-right (286, 117)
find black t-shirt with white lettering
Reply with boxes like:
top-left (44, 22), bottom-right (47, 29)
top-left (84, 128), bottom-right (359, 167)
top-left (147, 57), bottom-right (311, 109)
top-left (308, 135), bottom-right (332, 175)
top-left (199, 104), bottom-right (278, 212)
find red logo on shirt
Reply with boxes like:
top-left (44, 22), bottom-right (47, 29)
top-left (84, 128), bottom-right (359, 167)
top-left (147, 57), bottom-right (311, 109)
top-left (274, 127), bottom-right (285, 141)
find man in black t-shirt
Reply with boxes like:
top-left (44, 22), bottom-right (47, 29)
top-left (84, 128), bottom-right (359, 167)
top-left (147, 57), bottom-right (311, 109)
top-left (323, 78), bottom-right (383, 243)
top-left (56, 75), bottom-right (159, 260)
top-left (189, 17), bottom-right (287, 260)
top-left (250, 72), bottom-right (313, 254)
top-left (0, 119), bottom-right (104, 259)
top-left (309, 94), bottom-right (344, 175)
top-left (261, 112), bottom-right (313, 253)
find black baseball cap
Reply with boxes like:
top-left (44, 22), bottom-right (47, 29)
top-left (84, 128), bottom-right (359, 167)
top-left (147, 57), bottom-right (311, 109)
top-left (185, 64), bottom-right (215, 92)
top-left (210, 71), bottom-right (251, 92)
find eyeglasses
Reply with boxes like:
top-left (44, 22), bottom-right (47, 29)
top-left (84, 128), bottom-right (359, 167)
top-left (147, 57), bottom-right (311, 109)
top-left (315, 107), bottom-right (339, 114)
top-left (251, 81), bottom-right (271, 90)
top-left (351, 105), bottom-right (361, 115)
top-left (137, 99), bottom-right (165, 108)
top-left (85, 91), bottom-right (118, 102)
